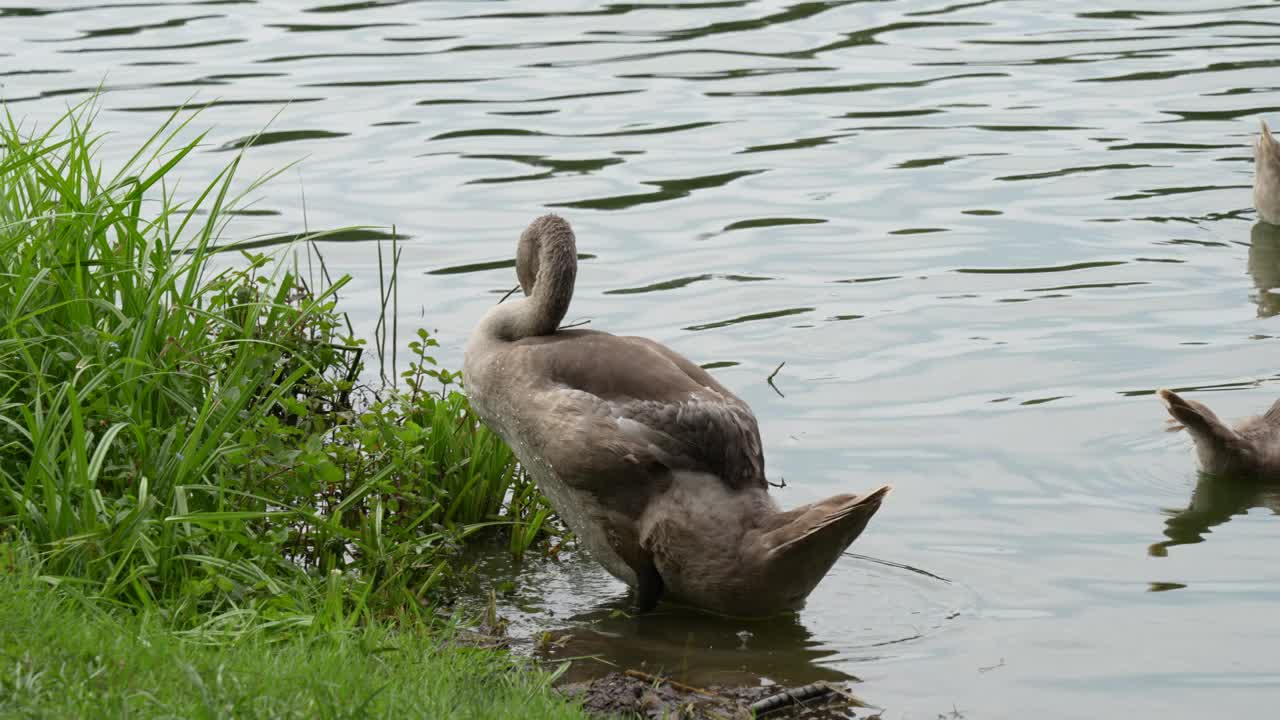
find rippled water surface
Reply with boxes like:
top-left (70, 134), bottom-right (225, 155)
top-left (7, 1), bottom-right (1280, 716)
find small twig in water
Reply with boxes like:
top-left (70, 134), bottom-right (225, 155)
top-left (823, 683), bottom-right (876, 708)
top-left (767, 476), bottom-right (787, 488)
top-left (766, 361), bottom-right (786, 397)
top-left (551, 654), bottom-right (617, 668)
top-left (978, 658), bottom-right (1005, 674)
top-left (767, 361), bottom-right (785, 383)
top-left (841, 551), bottom-right (952, 584)
top-left (623, 669), bottom-right (719, 699)
top-left (558, 318), bottom-right (591, 330)
top-left (498, 285), bottom-right (520, 304)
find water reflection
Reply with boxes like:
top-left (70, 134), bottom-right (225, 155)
top-left (537, 600), bottom-right (859, 688)
top-left (460, 546), bottom-right (857, 686)
top-left (1149, 471), bottom-right (1280, 557)
top-left (1248, 221), bottom-right (1280, 317)
top-left (460, 542), bottom-right (960, 690)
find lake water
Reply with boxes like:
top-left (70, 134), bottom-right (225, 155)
top-left (5, 1), bottom-right (1280, 716)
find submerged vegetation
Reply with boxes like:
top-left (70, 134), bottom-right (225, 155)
top-left (0, 104), bottom-right (554, 631)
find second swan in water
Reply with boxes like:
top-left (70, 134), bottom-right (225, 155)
top-left (1159, 388), bottom-right (1280, 477)
top-left (1257, 119), bottom-right (1279, 226)
top-left (464, 215), bottom-right (890, 617)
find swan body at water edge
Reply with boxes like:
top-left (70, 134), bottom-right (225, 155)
top-left (463, 214), bottom-right (891, 617)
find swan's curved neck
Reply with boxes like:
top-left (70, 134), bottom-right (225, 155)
top-left (487, 214), bottom-right (577, 340)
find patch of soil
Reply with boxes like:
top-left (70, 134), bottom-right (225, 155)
top-left (558, 670), bottom-right (880, 719)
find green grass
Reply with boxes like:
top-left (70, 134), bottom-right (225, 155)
top-left (0, 99), bottom-right (583, 719)
top-left (0, 573), bottom-right (585, 720)
top-left (0, 100), bottom-right (554, 626)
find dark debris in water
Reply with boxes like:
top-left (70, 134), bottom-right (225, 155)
top-left (558, 670), bottom-right (879, 720)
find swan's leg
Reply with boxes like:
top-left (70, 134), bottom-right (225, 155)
top-left (601, 510), bottom-right (665, 611)
top-left (634, 558), bottom-right (664, 612)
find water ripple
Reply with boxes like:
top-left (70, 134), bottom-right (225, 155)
top-left (551, 169), bottom-right (763, 210)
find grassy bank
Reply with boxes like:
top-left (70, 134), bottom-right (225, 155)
top-left (0, 104), bottom-right (581, 717)
top-left (0, 573), bottom-right (583, 720)
top-left (0, 102), bottom-right (553, 621)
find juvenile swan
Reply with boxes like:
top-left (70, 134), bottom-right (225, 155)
top-left (1159, 389), bottom-right (1280, 477)
top-left (464, 215), bottom-right (890, 616)
top-left (1257, 119), bottom-right (1280, 226)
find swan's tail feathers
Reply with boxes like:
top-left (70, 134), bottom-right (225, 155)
top-left (768, 485), bottom-right (891, 557)
top-left (1260, 119), bottom-right (1280, 170)
top-left (1159, 389), bottom-right (1233, 440)
top-left (1258, 119), bottom-right (1280, 225)
top-left (751, 485), bottom-right (891, 608)
top-left (1159, 389), bottom-right (1253, 472)
top-left (1264, 397), bottom-right (1280, 424)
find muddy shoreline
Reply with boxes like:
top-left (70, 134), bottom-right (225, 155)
top-left (559, 669), bottom-right (878, 719)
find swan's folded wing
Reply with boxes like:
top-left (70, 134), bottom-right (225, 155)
top-left (628, 335), bottom-right (766, 490)
top-left (510, 330), bottom-right (766, 490)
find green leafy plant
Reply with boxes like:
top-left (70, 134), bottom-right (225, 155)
top-left (0, 100), bottom-right (556, 629)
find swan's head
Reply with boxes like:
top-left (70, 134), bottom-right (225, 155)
top-left (516, 214), bottom-right (576, 297)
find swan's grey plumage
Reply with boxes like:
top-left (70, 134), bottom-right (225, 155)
top-left (1159, 388), bottom-right (1280, 477)
top-left (464, 214), bottom-right (889, 616)
top-left (1256, 119), bottom-right (1280, 226)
